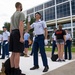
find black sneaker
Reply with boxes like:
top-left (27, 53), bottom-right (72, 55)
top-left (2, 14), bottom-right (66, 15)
top-left (14, 68), bottom-right (26, 75)
top-left (10, 68), bottom-right (14, 75)
top-left (56, 58), bottom-right (61, 62)
top-left (61, 59), bottom-right (65, 62)
top-left (43, 66), bottom-right (49, 72)
top-left (30, 54), bottom-right (33, 56)
top-left (30, 66), bottom-right (39, 70)
top-left (20, 53), bottom-right (24, 56)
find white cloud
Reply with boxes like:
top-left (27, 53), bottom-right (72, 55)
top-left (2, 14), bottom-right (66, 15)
top-left (0, 0), bottom-right (49, 30)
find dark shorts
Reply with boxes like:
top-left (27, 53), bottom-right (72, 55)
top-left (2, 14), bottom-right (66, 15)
top-left (9, 29), bottom-right (24, 53)
top-left (24, 40), bottom-right (29, 48)
top-left (56, 39), bottom-right (64, 44)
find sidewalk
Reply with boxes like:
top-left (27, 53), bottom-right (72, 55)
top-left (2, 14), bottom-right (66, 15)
top-left (44, 52), bottom-right (75, 75)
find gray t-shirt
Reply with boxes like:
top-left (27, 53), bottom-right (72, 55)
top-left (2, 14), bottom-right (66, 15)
top-left (11, 11), bottom-right (25, 30)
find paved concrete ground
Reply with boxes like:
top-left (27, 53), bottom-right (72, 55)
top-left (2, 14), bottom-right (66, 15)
top-left (43, 52), bottom-right (75, 75)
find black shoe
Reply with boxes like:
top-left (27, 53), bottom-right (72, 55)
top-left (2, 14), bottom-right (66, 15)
top-left (69, 58), bottom-right (72, 60)
top-left (30, 66), bottom-right (39, 70)
top-left (14, 68), bottom-right (26, 75)
top-left (61, 59), bottom-right (65, 62)
top-left (43, 66), bottom-right (49, 72)
top-left (56, 59), bottom-right (62, 62)
top-left (10, 68), bottom-right (14, 75)
top-left (20, 53), bottom-right (24, 56)
top-left (21, 73), bottom-right (26, 75)
top-left (30, 54), bottom-right (33, 56)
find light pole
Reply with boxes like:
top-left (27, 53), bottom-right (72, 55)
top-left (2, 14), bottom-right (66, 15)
top-left (68, 0), bottom-right (73, 38)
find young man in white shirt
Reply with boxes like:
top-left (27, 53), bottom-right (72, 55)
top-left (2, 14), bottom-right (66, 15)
top-left (0, 26), bottom-right (10, 59)
top-left (64, 29), bottom-right (72, 60)
top-left (0, 34), bottom-right (2, 55)
top-left (27, 12), bottom-right (49, 72)
top-left (51, 28), bottom-right (57, 56)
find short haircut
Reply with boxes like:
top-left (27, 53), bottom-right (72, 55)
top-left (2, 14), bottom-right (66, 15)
top-left (35, 12), bottom-right (41, 18)
top-left (59, 25), bottom-right (62, 30)
top-left (15, 2), bottom-right (22, 8)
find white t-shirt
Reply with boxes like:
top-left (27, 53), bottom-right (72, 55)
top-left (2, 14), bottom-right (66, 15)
top-left (66, 33), bottom-right (71, 41)
top-left (2, 30), bottom-right (10, 41)
top-left (52, 33), bottom-right (56, 41)
top-left (0, 34), bottom-right (2, 43)
top-left (30, 19), bottom-right (47, 35)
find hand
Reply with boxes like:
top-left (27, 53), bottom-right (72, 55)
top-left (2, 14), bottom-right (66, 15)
top-left (5, 42), bottom-right (8, 45)
top-left (44, 39), bottom-right (48, 45)
top-left (64, 41), bottom-right (66, 45)
top-left (20, 37), bottom-right (24, 43)
top-left (28, 16), bottom-right (31, 22)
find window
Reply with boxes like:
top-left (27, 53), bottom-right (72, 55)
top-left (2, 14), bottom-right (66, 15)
top-left (44, 0), bottom-right (55, 8)
top-left (27, 8), bottom-right (34, 14)
top-left (56, 0), bottom-right (68, 4)
top-left (73, 22), bottom-right (75, 26)
top-left (57, 2), bottom-right (70, 18)
top-left (73, 28), bottom-right (75, 38)
top-left (35, 4), bottom-right (43, 12)
top-left (39, 11), bottom-right (43, 20)
top-left (47, 25), bottom-right (56, 30)
top-left (30, 14), bottom-right (34, 18)
top-left (72, 0), bottom-right (75, 15)
top-left (62, 23), bottom-right (71, 28)
top-left (45, 7), bottom-right (55, 21)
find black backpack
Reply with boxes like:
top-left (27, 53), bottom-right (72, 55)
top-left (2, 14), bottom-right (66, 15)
top-left (4, 58), bottom-right (11, 75)
top-left (51, 54), bottom-right (58, 61)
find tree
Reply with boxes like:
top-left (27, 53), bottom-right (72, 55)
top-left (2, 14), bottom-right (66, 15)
top-left (24, 17), bottom-right (35, 40)
top-left (0, 30), bottom-right (3, 34)
top-left (4, 22), bottom-right (10, 31)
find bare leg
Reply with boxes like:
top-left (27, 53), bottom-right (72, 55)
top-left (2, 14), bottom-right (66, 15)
top-left (14, 53), bottom-right (20, 68)
top-left (57, 44), bottom-right (61, 59)
top-left (60, 44), bottom-right (64, 59)
top-left (24, 48), bottom-right (28, 54)
top-left (24, 48), bottom-right (29, 57)
top-left (10, 52), bottom-right (15, 68)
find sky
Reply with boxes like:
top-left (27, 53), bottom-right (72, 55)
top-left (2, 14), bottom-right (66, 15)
top-left (0, 0), bottom-right (49, 30)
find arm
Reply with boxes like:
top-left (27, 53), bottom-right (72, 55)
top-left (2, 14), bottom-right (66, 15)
top-left (27, 16), bottom-right (32, 31)
top-left (19, 13), bottom-right (25, 43)
top-left (52, 33), bottom-right (54, 41)
top-left (8, 36), bottom-right (10, 42)
top-left (10, 25), bottom-right (12, 33)
top-left (44, 28), bottom-right (48, 39)
top-left (19, 21), bottom-right (24, 40)
top-left (1, 36), bottom-right (3, 42)
top-left (63, 35), bottom-right (66, 43)
top-left (69, 37), bottom-right (72, 41)
top-left (69, 34), bottom-right (72, 41)
top-left (27, 22), bottom-right (31, 31)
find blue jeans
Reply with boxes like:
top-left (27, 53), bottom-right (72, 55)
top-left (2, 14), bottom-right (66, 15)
top-left (64, 40), bottom-right (72, 60)
top-left (30, 44), bottom-right (34, 55)
top-left (52, 40), bottom-right (57, 56)
top-left (2, 40), bottom-right (9, 58)
top-left (0, 43), bottom-right (1, 55)
top-left (33, 35), bottom-right (48, 67)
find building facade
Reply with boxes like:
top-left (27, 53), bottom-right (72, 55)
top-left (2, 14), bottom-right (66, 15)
top-left (24, 0), bottom-right (75, 40)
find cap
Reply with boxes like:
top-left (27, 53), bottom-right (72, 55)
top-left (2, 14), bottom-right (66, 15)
top-left (35, 12), bottom-right (41, 16)
top-left (3, 26), bottom-right (7, 28)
